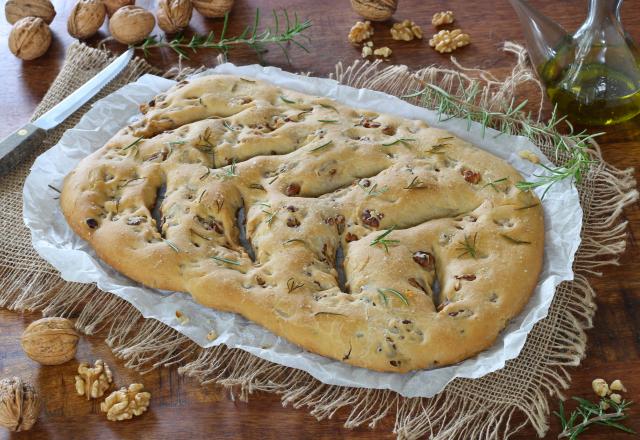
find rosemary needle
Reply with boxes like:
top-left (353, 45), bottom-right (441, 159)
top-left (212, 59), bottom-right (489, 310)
top-left (122, 137), bottom-right (143, 150)
top-left (212, 256), bottom-right (241, 266)
top-left (377, 288), bottom-right (409, 306)
top-left (310, 140), bottom-right (333, 152)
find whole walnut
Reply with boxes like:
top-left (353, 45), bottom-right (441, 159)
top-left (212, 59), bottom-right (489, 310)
top-left (350, 0), bottom-right (397, 21)
top-left (103, 0), bottom-right (133, 16)
top-left (0, 377), bottom-right (40, 432)
top-left (157, 0), bottom-right (192, 34)
top-left (20, 317), bottom-right (79, 365)
top-left (109, 5), bottom-right (156, 45)
top-left (68, 0), bottom-right (106, 40)
top-left (4, 0), bottom-right (56, 25)
top-left (8, 17), bottom-right (52, 61)
top-left (192, 0), bottom-right (233, 18)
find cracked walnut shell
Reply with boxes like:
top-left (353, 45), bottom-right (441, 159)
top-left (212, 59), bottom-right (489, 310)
top-left (0, 377), bottom-right (40, 432)
top-left (75, 360), bottom-right (113, 400)
top-left (350, 0), bottom-right (397, 21)
top-left (4, 0), bottom-right (56, 25)
top-left (68, 0), bottom-right (106, 40)
top-left (432, 10), bottom-right (455, 27)
top-left (429, 29), bottom-right (470, 53)
top-left (101, 384), bottom-right (151, 421)
top-left (348, 20), bottom-right (374, 44)
top-left (390, 19), bottom-right (422, 41)
top-left (20, 317), bottom-right (78, 365)
top-left (157, 0), bottom-right (193, 34)
top-left (192, 0), bottom-right (234, 18)
top-left (109, 6), bottom-right (156, 45)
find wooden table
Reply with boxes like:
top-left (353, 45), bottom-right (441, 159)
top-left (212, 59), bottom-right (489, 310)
top-left (1, 0), bottom-right (639, 438)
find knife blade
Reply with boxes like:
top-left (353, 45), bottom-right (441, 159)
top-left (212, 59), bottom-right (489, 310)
top-left (0, 48), bottom-right (134, 176)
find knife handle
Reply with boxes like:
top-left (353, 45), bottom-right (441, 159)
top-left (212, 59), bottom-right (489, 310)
top-left (0, 123), bottom-right (47, 176)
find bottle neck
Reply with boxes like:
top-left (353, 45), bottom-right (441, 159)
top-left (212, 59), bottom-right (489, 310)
top-left (586, 0), bottom-right (622, 23)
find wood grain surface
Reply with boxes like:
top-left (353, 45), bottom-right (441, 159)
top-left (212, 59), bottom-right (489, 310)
top-left (1, 0), bottom-right (639, 438)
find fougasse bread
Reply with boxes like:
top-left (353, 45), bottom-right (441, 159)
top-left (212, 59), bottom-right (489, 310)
top-left (61, 75), bottom-right (544, 373)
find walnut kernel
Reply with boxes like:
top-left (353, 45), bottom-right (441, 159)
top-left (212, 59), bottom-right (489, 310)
top-left (192, 0), bottom-right (234, 18)
top-left (157, 0), bottom-right (193, 34)
top-left (610, 393), bottom-right (622, 404)
top-left (103, 0), bottom-right (133, 16)
top-left (373, 46), bottom-right (392, 58)
top-left (592, 378), bottom-right (609, 397)
top-left (610, 379), bottom-right (627, 392)
top-left (429, 29), bottom-right (471, 54)
top-left (390, 20), bottom-right (422, 41)
top-left (101, 384), bottom-right (151, 421)
top-left (0, 377), bottom-right (40, 432)
top-left (361, 45), bottom-right (373, 58)
top-left (350, 0), bottom-right (397, 21)
top-left (20, 317), bottom-right (79, 365)
top-left (75, 360), bottom-right (113, 400)
top-left (432, 10), bottom-right (454, 27)
top-left (67, 0), bottom-right (106, 40)
top-left (109, 6), bottom-right (156, 45)
top-left (4, 0), bottom-right (56, 25)
top-left (348, 20), bottom-right (374, 44)
top-left (8, 17), bottom-right (52, 61)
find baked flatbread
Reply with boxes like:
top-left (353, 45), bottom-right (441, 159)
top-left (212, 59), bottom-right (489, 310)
top-left (61, 75), bottom-right (544, 372)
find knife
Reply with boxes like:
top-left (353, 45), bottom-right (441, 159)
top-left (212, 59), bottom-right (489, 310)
top-left (0, 48), bottom-right (134, 176)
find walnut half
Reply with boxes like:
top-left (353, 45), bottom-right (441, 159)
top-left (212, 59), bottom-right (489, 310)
top-left (75, 360), bottom-right (113, 400)
top-left (348, 20), bottom-right (374, 44)
top-left (429, 29), bottom-right (470, 53)
top-left (390, 20), bottom-right (422, 41)
top-left (101, 384), bottom-right (151, 421)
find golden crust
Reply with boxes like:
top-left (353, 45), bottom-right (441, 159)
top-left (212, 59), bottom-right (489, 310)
top-left (60, 75), bottom-right (544, 373)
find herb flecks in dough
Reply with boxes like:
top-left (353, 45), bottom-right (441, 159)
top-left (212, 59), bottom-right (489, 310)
top-left (358, 181), bottom-right (388, 197)
top-left (456, 233), bottom-right (480, 259)
top-left (377, 288), bottom-right (409, 306)
top-left (370, 227), bottom-right (400, 253)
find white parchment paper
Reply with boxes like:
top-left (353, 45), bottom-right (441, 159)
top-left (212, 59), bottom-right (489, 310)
top-left (23, 64), bottom-right (582, 398)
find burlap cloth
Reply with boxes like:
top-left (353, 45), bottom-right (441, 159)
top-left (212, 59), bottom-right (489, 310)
top-left (1, 43), bottom-right (637, 439)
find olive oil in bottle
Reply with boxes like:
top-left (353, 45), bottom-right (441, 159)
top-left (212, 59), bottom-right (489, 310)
top-left (541, 56), bottom-right (640, 125)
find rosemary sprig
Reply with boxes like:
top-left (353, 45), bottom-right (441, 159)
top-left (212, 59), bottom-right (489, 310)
top-left (262, 209), bottom-right (277, 225)
top-left (135, 9), bottom-right (312, 62)
top-left (47, 184), bottom-right (61, 193)
top-left (403, 83), bottom-right (601, 199)
top-left (287, 277), bottom-right (304, 293)
top-left (358, 182), bottom-right (388, 197)
top-left (382, 138), bottom-right (415, 147)
top-left (310, 140), bottom-right (333, 152)
top-left (166, 140), bottom-right (186, 147)
top-left (212, 255), bottom-right (241, 266)
top-left (219, 159), bottom-right (237, 179)
top-left (223, 121), bottom-right (237, 132)
top-left (555, 397), bottom-right (634, 439)
top-left (500, 233), bottom-right (531, 245)
top-left (377, 288), bottom-right (409, 306)
top-left (370, 226), bottom-right (399, 253)
top-left (456, 233), bottom-right (480, 259)
top-left (482, 177), bottom-right (509, 192)
top-left (404, 176), bottom-right (426, 189)
top-left (317, 119), bottom-right (338, 123)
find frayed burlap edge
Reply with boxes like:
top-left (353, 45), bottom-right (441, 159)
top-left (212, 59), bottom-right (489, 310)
top-left (1, 42), bottom-right (637, 439)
